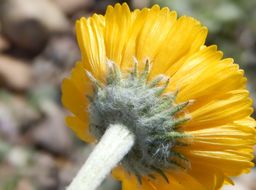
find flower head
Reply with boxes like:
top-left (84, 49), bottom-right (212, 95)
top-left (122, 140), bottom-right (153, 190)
top-left (62, 3), bottom-right (256, 190)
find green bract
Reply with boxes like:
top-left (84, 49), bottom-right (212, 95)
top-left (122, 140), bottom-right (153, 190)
top-left (87, 59), bottom-right (192, 181)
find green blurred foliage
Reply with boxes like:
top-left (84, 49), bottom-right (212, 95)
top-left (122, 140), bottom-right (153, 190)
top-left (3, 175), bottom-right (20, 190)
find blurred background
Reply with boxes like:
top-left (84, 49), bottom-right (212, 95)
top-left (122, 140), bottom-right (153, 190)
top-left (0, 0), bottom-right (255, 189)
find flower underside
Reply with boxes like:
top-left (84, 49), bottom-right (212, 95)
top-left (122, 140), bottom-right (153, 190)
top-left (87, 58), bottom-right (193, 182)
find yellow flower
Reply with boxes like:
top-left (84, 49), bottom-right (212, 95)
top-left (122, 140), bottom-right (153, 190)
top-left (62, 3), bottom-right (256, 190)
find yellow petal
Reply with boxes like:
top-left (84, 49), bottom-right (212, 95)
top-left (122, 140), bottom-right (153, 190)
top-left (76, 14), bottom-right (106, 78)
top-left (186, 162), bottom-right (227, 190)
top-left (61, 78), bottom-right (88, 122)
top-left (187, 90), bottom-right (253, 130)
top-left (135, 6), bottom-right (177, 65)
top-left (181, 150), bottom-right (254, 176)
top-left (121, 6), bottom-right (177, 71)
top-left (112, 166), bottom-right (141, 190)
top-left (66, 116), bottom-right (95, 143)
top-left (104, 3), bottom-right (133, 67)
top-left (150, 16), bottom-right (207, 77)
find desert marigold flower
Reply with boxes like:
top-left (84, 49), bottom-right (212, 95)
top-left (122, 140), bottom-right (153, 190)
top-left (62, 3), bottom-right (256, 190)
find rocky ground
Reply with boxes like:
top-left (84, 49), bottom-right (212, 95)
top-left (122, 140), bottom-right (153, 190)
top-left (0, 0), bottom-right (255, 189)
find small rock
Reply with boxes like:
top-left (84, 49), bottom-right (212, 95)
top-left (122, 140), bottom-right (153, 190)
top-left (31, 152), bottom-right (58, 190)
top-left (6, 146), bottom-right (31, 168)
top-left (33, 35), bottom-right (79, 69)
top-left (59, 146), bottom-right (94, 188)
top-left (30, 100), bottom-right (72, 155)
top-left (0, 92), bottom-right (41, 143)
top-left (9, 96), bottom-right (41, 131)
top-left (0, 102), bottom-right (19, 142)
top-left (0, 56), bottom-right (32, 91)
top-left (32, 60), bottom-right (61, 86)
top-left (53, 0), bottom-right (93, 15)
top-left (0, 93), bottom-right (41, 134)
top-left (41, 35), bottom-right (80, 68)
top-left (16, 178), bottom-right (34, 190)
top-left (0, 34), bottom-right (10, 52)
top-left (32, 35), bottom-right (80, 87)
top-left (0, 0), bottom-right (70, 53)
top-left (58, 161), bottom-right (76, 188)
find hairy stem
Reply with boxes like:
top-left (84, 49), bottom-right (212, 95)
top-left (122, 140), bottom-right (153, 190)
top-left (67, 124), bottom-right (135, 190)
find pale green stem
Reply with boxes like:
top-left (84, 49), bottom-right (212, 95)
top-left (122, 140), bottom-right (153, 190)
top-left (67, 124), bottom-right (135, 190)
